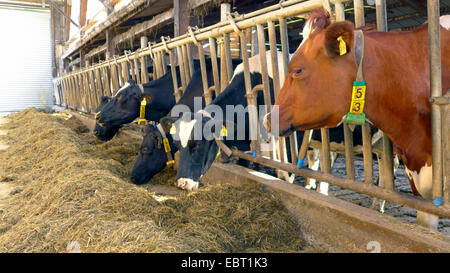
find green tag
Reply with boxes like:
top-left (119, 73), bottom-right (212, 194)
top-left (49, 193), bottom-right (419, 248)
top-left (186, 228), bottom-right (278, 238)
top-left (346, 112), bottom-right (366, 125)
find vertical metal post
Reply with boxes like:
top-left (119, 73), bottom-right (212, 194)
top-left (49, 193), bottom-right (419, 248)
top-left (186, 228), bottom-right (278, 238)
top-left (320, 128), bottom-right (332, 174)
top-left (182, 44), bottom-right (191, 83)
top-left (279, 17), bottom-right (298, 164)
top-left (239, 28), bottom-right (259, 156)
top-left (374, 0), bottom-right (394, 191)
top-left (177, 46), bottom-right (187, 92)
top-left (427, 0), bottom-right (443, 203)
top-left (208, 37), bottom-right (221, 97)
top-left (335, 4), bottom-right (355, 179)
top-left (335, 1), bottom-right (345, 21)
top-left (268, 20), bottom-right (286, 164)
top-left (140, 36), bottom-right (149, 83)
top-left (362, 123), bottom-right (374, 184)
top-left (353, 0), bottom-right (365, 27)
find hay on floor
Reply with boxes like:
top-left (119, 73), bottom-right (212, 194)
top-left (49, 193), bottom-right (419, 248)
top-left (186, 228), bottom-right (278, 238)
top-left (0, 108), bottom-right (310, 253)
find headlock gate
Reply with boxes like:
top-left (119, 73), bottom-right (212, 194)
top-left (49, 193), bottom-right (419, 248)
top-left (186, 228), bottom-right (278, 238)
top-left (54, 0), bottom-right (450, 229)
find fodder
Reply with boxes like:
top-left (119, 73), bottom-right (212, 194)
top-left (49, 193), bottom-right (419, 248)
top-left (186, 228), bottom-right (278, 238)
top-left (0, 108), bottom-right (309, 253)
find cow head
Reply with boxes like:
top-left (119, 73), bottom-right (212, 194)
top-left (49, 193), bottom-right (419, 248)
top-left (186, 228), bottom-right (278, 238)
top-left (130, 124), bottom-right (175, 184)
top-left (265, 8), bottom-right (357, 136)
top-left (161, 112), bottom-right (229, 191)
top-left (93, 96), bottom-right (122, 141)
top-left (96, 74), bottom-right (175, 128)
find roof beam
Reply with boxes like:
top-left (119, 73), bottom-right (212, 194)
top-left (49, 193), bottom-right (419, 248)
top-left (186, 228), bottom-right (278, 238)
top-left (112, 8), bottom-right (174, 46)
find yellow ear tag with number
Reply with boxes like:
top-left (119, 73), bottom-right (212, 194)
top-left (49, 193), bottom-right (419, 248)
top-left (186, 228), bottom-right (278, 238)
top-left (221, 125), bottom-right (227, 137)
top-left (337, 36), bottom-right (347, 56)
top-left (169, 124), bottom-right (176, 135)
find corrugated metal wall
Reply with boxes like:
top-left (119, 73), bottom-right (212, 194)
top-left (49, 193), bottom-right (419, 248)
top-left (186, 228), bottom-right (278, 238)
top-left (0, 6), bottom-right (53, 112)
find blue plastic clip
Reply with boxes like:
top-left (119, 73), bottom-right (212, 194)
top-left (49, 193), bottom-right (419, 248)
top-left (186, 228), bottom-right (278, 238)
top-left (433, 196), bottom-right (443, 206)
top-left (297, 158), bottom-right (305, 168)
top-left (252, 151), bottom-right (256, 157)
top-left (153, 123), bottom-right (157, 128)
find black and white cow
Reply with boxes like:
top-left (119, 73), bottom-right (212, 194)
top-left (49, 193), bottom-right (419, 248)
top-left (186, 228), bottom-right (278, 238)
top-left (93, 96), bottom-right (121, 141)
top-left (160, 52), bottom-right (392, 194)
top-left (160, 51), bottom-right (281, 191)
top-left (130, 58), bottom-right (241, 184)
top-left (95, 71), bottom-right (179, 128)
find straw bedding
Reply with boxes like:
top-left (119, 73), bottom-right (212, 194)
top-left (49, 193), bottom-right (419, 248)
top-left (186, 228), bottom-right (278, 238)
top-left (0, 108), bottom-right (311, 253)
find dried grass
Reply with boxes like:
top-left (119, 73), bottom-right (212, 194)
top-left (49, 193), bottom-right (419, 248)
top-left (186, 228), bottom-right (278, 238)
top-left (0, 108), bottom-right (309, 253)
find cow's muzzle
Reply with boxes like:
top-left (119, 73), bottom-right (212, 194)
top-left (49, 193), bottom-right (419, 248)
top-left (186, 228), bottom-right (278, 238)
top-left (176, 178), bottom-right (199, 192)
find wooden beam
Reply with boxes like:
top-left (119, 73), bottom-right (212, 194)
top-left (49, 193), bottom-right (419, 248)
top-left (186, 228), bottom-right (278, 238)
top-left (79, 0), bottom-right (88, 27)
top-left (174, 0), bottom-right (190, 37)
top-left (65, 0), bottom-right (71, 41)
top-left (112, 8), bottom-right (174, 46)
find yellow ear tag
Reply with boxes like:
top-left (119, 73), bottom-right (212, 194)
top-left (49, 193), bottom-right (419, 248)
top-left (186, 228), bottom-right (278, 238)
top-left (337, 36), bottom-right (347, 56)
top-left (221, 125), bottom-right (227, 137)
top-left (163, 138), bottom-right (171, 153)
top-left (169, 124), bottom-right (176, 135)
top-left (137, 98), bottom-right (147, 125)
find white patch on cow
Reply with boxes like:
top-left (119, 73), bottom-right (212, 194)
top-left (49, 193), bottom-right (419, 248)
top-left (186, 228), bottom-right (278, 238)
top-left (179, 119), bottom-right (197, 148)
top-left (113, 82), bottom-right (130, 97)
top-left (177, 178), bottom-right (199, 191)
top-left (299, 18), bottom-right (315, 47)
top-left (404, 164), bottom-right (433, 198)
top-left (405, 163), bottom-right (438, 229)
top-left (440, 15), bottom-right (450, 30)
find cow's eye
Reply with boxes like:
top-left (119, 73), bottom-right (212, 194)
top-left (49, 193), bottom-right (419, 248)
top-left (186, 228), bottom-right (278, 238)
top-left (292, 68), bottom-right (304, 79)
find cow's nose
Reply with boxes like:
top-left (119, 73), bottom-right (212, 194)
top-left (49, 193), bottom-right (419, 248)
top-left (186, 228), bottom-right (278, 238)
top-left (263, 112), bottom-right (271, 133)
top-left (176, 178), bottom-right (199, 191)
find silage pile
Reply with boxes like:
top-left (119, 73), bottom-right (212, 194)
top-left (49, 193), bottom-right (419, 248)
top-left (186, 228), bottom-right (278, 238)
top-left (0, 108), bottom-right (308, 253)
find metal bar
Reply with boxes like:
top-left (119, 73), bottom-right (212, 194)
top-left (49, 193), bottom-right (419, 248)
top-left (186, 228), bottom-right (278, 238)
top-left (195, 42), bottom-right (210, 105)
top-left (176, 46), bottom-right (187, 92)
top-left (382, 134), bottom-right (394, 190)
top-left (186, 44), bottom-right (193, 78)
top-left (335, 1), bottom-right (345, 21)
top-left (427, 0), bottom-right (444, 204)
top-left (102, 67), bottom-right (112, 96)
top-left (168, 49), bottom-right (180, 101)
top-left (239, 30), bottom-right (260, 155)
top-left (94, 68), bottom-right (103, 102)
top-left (320, 128), bottom-right (332, 174)
top-left (257, 23), bottom-right (272, 158)
top-left (182, 44), bottom-right (191, 83)
top-left (57, 0), bottom-right (338, 81)
top-left (375, 0), bottom-right (387, 32)
top-left (343, 124), bottom-right (356, 180)
top-left (208, 37), bottom-right (221, 98)
top-left (268, 20), bottom-right (286, 163)
top-left (362, 123), bottom-right (373, 184)
top-left (353, 0), bottom-right (365, 27)
top-left (230, 148), bottom-right (450, 219)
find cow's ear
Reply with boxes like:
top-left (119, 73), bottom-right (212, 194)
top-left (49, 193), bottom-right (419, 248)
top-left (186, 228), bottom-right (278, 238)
top-left (101, 96), bottom-right (111, 103)
top-left (160, 116), bottom-right (178, 133)
top-left (324, 21), bottom-right (354, 58)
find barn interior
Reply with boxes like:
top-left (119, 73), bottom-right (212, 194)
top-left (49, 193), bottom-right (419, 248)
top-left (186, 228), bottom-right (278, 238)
top-left (0, 0), bottom-right (449, 253)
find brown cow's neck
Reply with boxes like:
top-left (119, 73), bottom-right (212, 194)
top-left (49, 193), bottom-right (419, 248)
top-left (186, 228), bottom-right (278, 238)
top-left (361, 28), bottom-right (433, 171)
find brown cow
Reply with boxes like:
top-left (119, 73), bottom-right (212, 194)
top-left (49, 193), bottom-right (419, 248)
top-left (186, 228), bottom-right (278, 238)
top-left (264, 8), bottom-right (450, 229)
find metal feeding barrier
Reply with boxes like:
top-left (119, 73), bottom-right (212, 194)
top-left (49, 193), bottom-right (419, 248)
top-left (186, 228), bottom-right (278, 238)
top-left (53, 0), bottom-right (450, 224)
